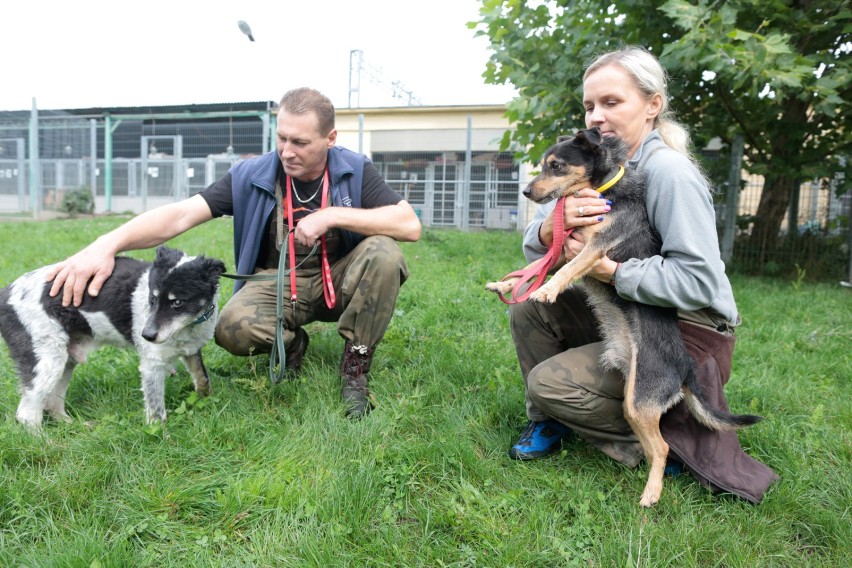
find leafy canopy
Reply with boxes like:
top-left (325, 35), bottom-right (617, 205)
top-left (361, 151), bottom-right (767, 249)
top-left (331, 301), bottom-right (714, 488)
top-left (473, 0), bottom-right (850, 186)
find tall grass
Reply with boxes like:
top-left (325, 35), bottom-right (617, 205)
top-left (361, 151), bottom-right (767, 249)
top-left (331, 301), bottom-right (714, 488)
top-left (0, 217), bottom-right (849, 567)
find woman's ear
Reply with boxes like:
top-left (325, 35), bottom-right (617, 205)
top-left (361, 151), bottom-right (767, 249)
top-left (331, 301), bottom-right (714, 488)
top-left (647, 93), bottom-right (663, 119)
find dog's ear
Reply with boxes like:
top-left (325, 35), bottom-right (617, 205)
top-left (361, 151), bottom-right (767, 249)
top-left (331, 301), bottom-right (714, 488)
top-left (202, 258), bottom-right (227, 280)
top-left (575, 127), bottom-right (603, 149)
top-left (154, 245), bottom-right (183, 268)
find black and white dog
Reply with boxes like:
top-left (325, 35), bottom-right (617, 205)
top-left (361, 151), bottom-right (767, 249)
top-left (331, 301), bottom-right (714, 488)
top-left (0, 245), bottom-right (226, 429)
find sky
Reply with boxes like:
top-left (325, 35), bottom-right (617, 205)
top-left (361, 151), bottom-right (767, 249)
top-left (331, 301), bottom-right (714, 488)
top-left (1, 0), bottom-right (518, 112)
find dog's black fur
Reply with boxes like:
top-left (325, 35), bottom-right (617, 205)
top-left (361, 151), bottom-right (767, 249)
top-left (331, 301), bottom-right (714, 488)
top-left (0, 245), bottom-right (226, 429)
top-left (487, 127), bottom-right (761, 506)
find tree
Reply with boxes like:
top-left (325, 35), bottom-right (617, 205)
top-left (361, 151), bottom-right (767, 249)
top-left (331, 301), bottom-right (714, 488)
top-left (474, 0), bottom-right (851, 259)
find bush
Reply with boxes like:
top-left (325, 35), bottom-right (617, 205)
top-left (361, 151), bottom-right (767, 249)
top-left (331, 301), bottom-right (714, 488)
top-left (60, 186), bottom-right (95, 216)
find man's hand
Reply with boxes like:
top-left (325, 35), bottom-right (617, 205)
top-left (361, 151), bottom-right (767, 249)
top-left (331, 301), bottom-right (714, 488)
top-left (293, 209), bottom-right (331, 247)
top-left (45, 245), bottom-right (117, 307)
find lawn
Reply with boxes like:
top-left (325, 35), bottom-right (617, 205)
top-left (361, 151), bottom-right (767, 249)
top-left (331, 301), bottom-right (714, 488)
top-left (0, 216), bottom-right (849, 566)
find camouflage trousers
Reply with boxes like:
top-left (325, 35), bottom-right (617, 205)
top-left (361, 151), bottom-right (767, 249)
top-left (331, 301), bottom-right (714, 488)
top-left (215, 236), bottom-right (409, 356)
top-left (509, 285), bottom-right (645, 467)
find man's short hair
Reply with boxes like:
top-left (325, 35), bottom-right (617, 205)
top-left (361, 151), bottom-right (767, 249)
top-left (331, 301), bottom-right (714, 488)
top-left (279, 88), bottom-right (335, 136)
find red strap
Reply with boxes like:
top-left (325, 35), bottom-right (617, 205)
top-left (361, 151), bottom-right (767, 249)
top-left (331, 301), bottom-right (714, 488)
top-left (319, 170), bottom-right (336, 309)
top-left (285, 170), bottom-right (336, 309)
top-left (496, 197), bottom-right (572, 305)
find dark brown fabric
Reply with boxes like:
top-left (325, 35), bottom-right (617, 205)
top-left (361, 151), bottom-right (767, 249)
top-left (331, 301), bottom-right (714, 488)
top-left (660, 322), bottom-right (779, 503)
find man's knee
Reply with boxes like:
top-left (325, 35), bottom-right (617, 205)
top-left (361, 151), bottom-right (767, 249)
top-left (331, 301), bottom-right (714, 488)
top-left (214, 299), bottom-right (271, 356)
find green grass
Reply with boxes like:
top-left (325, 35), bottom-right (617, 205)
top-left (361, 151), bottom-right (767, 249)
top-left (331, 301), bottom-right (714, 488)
top-left (0, 217), bottom-right (849, 567)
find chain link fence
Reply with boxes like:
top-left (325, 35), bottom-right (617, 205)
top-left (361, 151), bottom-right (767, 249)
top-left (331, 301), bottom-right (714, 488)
top-left (1, 106), bottom-right (848, 281)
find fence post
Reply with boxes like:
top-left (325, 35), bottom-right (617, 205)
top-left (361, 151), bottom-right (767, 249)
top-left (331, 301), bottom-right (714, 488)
top-left (89, 119), bottom-right (97, 206)
top-left (105, 114), bottom-right (113, 213)
top-left (358, 114), bottom-right (364, 154)
top-left (462, 114), bottom-right (473, 231)
top-left (28, 98), bottom-right (41, 218)
top-left (721, 134), bottom-right (744, 264)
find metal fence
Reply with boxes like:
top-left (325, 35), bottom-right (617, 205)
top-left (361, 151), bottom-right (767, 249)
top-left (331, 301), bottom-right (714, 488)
top-left (1, 107), bottom-right (848, 281)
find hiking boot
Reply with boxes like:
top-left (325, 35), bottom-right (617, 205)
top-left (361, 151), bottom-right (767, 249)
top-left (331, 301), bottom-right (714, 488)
top-left (340, 342), bottom-right (375, 419)
top-left (508, 419), bottom-right (572, 460)
top-left (284, 328), bottom-right (309, 376)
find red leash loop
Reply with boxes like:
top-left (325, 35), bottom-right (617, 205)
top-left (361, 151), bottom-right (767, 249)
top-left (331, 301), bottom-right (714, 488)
top-left (496, 197), bottom-right (572, 305)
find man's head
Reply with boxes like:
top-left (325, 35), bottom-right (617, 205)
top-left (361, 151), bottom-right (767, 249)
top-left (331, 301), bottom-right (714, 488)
top-left (276, 87), bottom-right (337, 181)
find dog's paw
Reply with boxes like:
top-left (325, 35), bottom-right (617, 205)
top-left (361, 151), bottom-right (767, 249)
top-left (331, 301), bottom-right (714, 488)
top-left (528, 286), bottom-right (559, 304)
top-left (639, 482), bottom-right (663, 508)
top-left (485, 280), bottom-right (514, 295)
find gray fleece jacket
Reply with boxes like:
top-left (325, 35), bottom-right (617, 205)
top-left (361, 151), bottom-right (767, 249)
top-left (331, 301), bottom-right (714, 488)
top-left (521, 130), bottom-right (739, 325)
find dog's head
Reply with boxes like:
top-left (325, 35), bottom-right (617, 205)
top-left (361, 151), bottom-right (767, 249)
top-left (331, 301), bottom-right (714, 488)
top-left (523, 127), bottom-right (628, 203)
top-left (141, 245), bottom-right (226, 344)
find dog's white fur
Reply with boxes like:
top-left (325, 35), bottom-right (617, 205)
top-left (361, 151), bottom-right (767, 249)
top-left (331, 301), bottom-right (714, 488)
top-left (0, 246), bottom-right (225, 429)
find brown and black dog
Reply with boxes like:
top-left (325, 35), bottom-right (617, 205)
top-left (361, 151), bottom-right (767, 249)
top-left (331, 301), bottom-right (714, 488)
top-left (487, 127), bottom-right (761, 506)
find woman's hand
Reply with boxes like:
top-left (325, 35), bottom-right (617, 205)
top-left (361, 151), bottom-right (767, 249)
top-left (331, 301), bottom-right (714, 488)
top-left (538, 188), bottom-right (611, 248)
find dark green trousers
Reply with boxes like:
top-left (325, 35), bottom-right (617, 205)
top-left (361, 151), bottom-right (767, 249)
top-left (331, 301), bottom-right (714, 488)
top-left (509, 285), bottom-right (645, 466)
top-left (215, 236), bottom-right (409, 356)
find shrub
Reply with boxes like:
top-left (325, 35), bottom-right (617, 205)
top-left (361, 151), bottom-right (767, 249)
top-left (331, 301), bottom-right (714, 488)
top-left (60, 186), bottom-right (95, 216)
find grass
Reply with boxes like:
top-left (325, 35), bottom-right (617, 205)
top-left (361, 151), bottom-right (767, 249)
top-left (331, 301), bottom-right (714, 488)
top-left (0, 216), bottom-right (849, 567)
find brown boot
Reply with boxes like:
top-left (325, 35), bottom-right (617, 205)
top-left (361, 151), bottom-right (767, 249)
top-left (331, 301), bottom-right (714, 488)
top-left (285, 328), bottom-right (309, 376)
top-left (339, 342), bottom-right (375, 419)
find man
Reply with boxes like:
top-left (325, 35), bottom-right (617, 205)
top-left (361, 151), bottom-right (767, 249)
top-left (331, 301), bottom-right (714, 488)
top-left (46, 87), bottom-right (422, 418)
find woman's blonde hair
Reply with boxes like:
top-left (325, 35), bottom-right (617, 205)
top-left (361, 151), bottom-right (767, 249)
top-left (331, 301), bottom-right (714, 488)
top-left (584, 47), bottom-right (692, 157)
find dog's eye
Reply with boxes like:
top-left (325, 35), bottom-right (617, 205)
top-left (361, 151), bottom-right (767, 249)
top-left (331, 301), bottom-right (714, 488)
top-left (550, 162), bottom-right (563, 172)
top-left (171, 300), bottom-right (183, 308)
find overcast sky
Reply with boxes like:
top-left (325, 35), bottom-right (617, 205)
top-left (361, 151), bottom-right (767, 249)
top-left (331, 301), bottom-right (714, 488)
top-left (1, 0), bottom-right (518, 112)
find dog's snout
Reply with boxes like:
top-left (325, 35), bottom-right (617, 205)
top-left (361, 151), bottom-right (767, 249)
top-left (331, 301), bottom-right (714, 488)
top-left (141, 318), bottom-right (161, 343)
top-left (522, 184), bottom-right (532, 198)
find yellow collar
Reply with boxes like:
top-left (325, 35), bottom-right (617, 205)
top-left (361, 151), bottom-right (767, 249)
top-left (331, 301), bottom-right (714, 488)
top-left (596, 166), bottom-right (625, 194)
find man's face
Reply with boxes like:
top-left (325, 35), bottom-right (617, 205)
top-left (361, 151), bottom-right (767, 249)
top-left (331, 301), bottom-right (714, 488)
top-left (276, 110), bottom-right (336, 181)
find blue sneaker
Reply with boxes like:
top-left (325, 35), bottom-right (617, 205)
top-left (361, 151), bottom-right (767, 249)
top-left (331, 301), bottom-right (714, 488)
top-left (508, 420), bottom-right (572, 460)
top-left (664, 458), bottom-right (684, 477)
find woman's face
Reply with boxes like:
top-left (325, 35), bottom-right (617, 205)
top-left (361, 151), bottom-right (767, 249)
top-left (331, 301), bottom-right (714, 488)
top-left (583, 63), bottom-right (662, 157)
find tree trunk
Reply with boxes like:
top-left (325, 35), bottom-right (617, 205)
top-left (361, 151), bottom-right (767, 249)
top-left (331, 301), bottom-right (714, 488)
top-left (749, 173), bottom-right (798, 265)
top-left (747, 95), bottom-right (809, 265)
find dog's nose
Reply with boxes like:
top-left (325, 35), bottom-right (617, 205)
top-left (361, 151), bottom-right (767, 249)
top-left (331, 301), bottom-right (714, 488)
top-left (522, 185), bottom-right (532, 198)
top-left (141, 329), bottom-right (158, 343)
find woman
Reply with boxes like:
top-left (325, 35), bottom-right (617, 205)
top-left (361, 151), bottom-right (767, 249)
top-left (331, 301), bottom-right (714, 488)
top-left (508, 47), bottom-right (777, 503)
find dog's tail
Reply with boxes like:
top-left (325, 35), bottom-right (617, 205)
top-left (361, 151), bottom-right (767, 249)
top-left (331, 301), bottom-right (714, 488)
top-left (683, 370), bottom-right (762, 431)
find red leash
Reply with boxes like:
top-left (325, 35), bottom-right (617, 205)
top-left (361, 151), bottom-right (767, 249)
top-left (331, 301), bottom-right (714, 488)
top-left (285, 170), bottom-right (336, 310)
top-left (496, 196), bottom-right (572, 305)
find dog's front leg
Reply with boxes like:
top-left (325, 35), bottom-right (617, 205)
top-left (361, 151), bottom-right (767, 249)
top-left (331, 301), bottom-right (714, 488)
top-left (181, 351), bottom-right (211, 397)
top-left (529, 246), bottom-right (605, 303)
top-left (485, 258), bottom-right (546, 296)
top-left (139, 358), bottom-right (170, 423)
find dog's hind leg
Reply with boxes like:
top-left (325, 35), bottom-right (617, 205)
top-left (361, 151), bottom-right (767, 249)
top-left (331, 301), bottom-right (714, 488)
top-left (622, 349), bottom-right (669, 507)
top-left (17, 351), bottom-right (69, 430)
top-left (44, 360), bottom-right (75, 424)
top-left (181, 351), bottom-right (211, 397)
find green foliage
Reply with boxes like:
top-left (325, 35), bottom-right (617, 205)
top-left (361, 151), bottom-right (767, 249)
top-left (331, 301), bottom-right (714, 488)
top-left (0, 220), bottom-right (850, 565)
top-left (474, 1), bottom-right (851, 253)
top-left (59, 186), bottom-right (95, 216)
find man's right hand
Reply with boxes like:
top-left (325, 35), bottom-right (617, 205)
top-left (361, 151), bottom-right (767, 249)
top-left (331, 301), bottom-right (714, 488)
top-left (46, 245), bottom-right (117, 307)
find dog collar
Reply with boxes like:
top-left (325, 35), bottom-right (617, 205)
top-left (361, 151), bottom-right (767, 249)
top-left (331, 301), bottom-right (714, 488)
top-left (596, 166), bottom-right (625, 194)
top-left (192, 304), bottom-right (216, 325)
